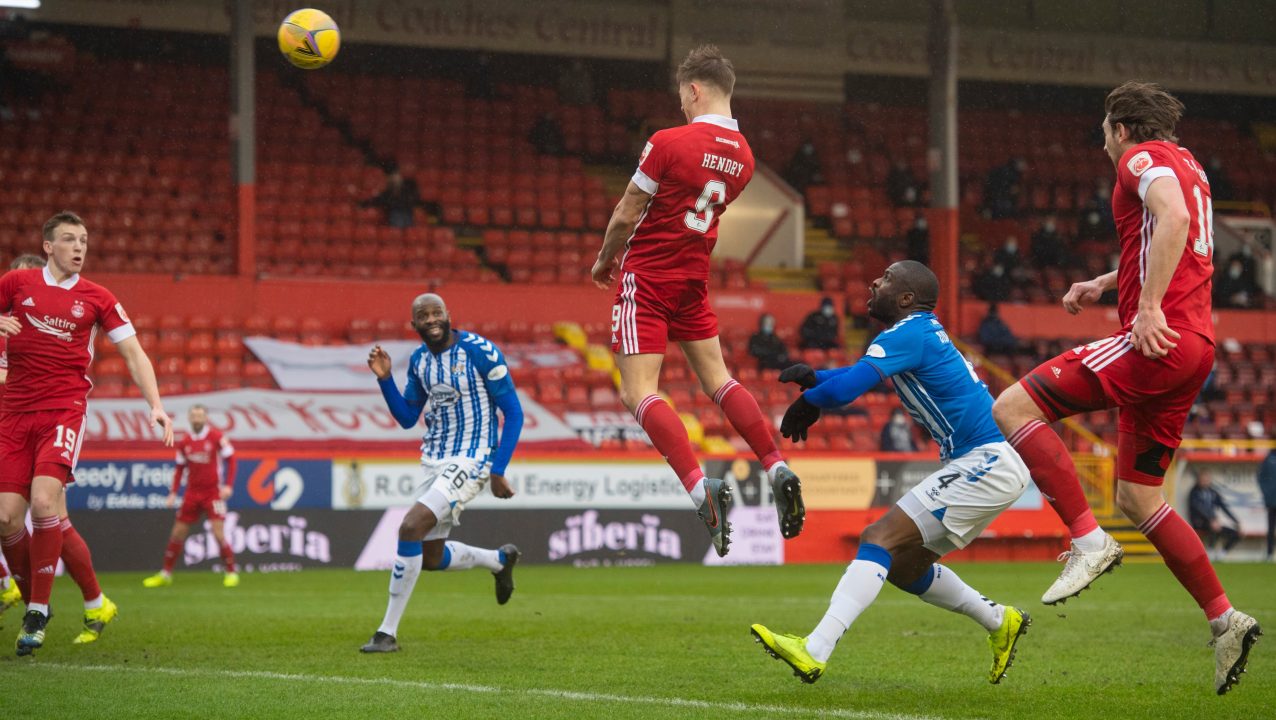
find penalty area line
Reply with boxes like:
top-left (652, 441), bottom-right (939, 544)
top-left (37, 662), bottom-right (970, 720)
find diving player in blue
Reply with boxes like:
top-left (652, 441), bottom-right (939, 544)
top-left (360, 293), bottom-right (525, 654)
top-left (750, 261), bottom-right (1031, 685)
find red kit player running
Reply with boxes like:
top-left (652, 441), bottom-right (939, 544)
top-left (0, 253), bottom-right (118, 645)
top-left (992, 83), bottom-right (1261, 693)
top-left (590, 45), bottom-right (804, 556)
top-left (143, 404), bottom-right (238, 589)
top-left (0, 212), bottom-right (174, 656)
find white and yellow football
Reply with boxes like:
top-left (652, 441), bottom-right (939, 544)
top-left (277, 9), bottom-right (341, 70)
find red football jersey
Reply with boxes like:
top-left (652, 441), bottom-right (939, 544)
top-left (0, 268), bottom-right (135, 412)
top-left (619, 115), bottom-right (755, 280)
top-left (175, 425), bottom-right (234, 496)
top-left (1112, 141), bottom-right (1215, 341)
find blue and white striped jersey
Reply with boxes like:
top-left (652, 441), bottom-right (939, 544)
top-left (861, 312), bottom-right (1004, 462)
top-left (402, 330), bottom-right (515, 462)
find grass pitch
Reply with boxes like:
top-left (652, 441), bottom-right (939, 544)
top-left (4, 562), bottom-right (1272, 719)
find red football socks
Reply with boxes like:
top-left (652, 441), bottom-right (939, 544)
top-left (1008, 420), bottom-right (1100, 538)
top-left (1140, 503), bottom-right (1231, 620)
top-left (1, 528), bottom-right (30, 600)
top-left (635, 394), bottom-right (704, 491)
top-left (59, 518), bottom-right (102, 602)
top-left (714, 379), bottom-right (784, 470)
top-left (162, 537), bottom-right (183, 574)
top-left (29, 515), bottom-right (63, 606)
top-left (220, 543), bottom-right (237, 574)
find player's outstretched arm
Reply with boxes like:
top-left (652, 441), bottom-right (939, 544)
top-left (591, 181), bottom-right (653, 289)
top-left (803, 361), bottom-right (882, 410)
top-left (116, 335), bottom-right (174, 446)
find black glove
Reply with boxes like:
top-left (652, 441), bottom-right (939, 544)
top-left (778, 363), bottom-right (818, 389)
top-left (780, 394), bottom-right (821, 442)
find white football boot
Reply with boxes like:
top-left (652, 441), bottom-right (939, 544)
top-left (1041, 532), bottom-right (1124, 605)
top-left (1212, 610), bottom-right (1261, 695)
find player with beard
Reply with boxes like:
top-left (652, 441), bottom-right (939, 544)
top-left (992, 82), bottom-right (1260, 694)
top-left (142, 404), bottom-right (239, 589)
top-left (750, 261), bottom-right (1031, 686)
top-left (360, 293), bottom-right (523, 653)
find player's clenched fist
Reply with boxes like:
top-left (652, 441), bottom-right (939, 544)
top-left (1062, 279), bottom-right (1104, 315)
top-left (591, 254), bottom-right (617, 289)
top-left (367, 345), bottom-right (392, 379)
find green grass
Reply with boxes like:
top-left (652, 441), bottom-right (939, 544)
top-left (4, 562), bottom-right (1272, 719)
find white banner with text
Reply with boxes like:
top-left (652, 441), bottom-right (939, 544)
top-left (85, 388), bottom-right (577, 444)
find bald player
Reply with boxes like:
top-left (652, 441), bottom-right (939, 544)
top-left (750, 261), bottom-right (1031, 686)
top-left (360, 294), bottom-right (524, 654)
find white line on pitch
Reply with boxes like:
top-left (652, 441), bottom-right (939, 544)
top-left (36, 662), bottom-right (971, 720)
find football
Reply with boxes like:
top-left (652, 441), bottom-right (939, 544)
top-left (277, 8), bottom-right (341, 70)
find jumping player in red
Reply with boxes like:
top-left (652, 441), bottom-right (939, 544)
top-left (992, 82), bottom-right (1261, 694)
top-left (0, 211), bottom-right (174, 656)
top-left (590, 45), bottom-right (804, 556)
top-left (142, 404), bottom-right (238, 589)
top-left (0, 252), bottom-right (118, 644)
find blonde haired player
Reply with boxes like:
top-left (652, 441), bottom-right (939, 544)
top-left (590, 45), bottom-right (804, 556)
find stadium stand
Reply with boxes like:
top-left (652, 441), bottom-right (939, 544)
top-left (4, 41), bottom-right (1274, 453)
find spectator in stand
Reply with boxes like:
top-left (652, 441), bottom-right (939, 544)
top-left (361, 166), bottom-right (427, 229)
top-left (1079, 179), bottom-right (1117, 237)
top-left (886, 161), bottom-right (922, 207)
top-left (784, 139), bottom-right (824, 194)
top-left (1214, 257), bottom-right (1258, 308)
top-left (558, 58), bottom-right (595, 106)
top-left (905, 213), bottom-right (929, 264)
top-left (977, 303), bottom-right (1020, 356)
top-left (1031, 215), bottom-right (1067, 269)
top-left (1188, 471), bottom-right (1241, 561)
top-left (748, 313), bottom-right (790, 371)
top-left (1077, 204), bottom-right (1109, 243)
top-left (972, 263), bottom-right (1011, 303)
top-left (1207, 156), bottom-right (1233, 202)
top-left (1226, 243), bottom-right (1260, 294)
top-left (1259, 448), bottom-right (1276, 561)
top-left (994, 237), bottom-right (1019, 269)
top-left (799, 297), bottom-right (841, 350)
top-left (983, 158), bottom-right (1025, 219)
top-left (879, 408), bottom-right (917, 452)
top-left (530, 112), bottom-right (565, 156)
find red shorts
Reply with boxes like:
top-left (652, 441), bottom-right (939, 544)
top-left (177, 494), bottom-right (227, 524)
top-left (611, 272), bottom-right (718, 355)
top-left (1020, 329), bottom-right (1214, 486)
top-left (0, 408), bottom-right (86, 498)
